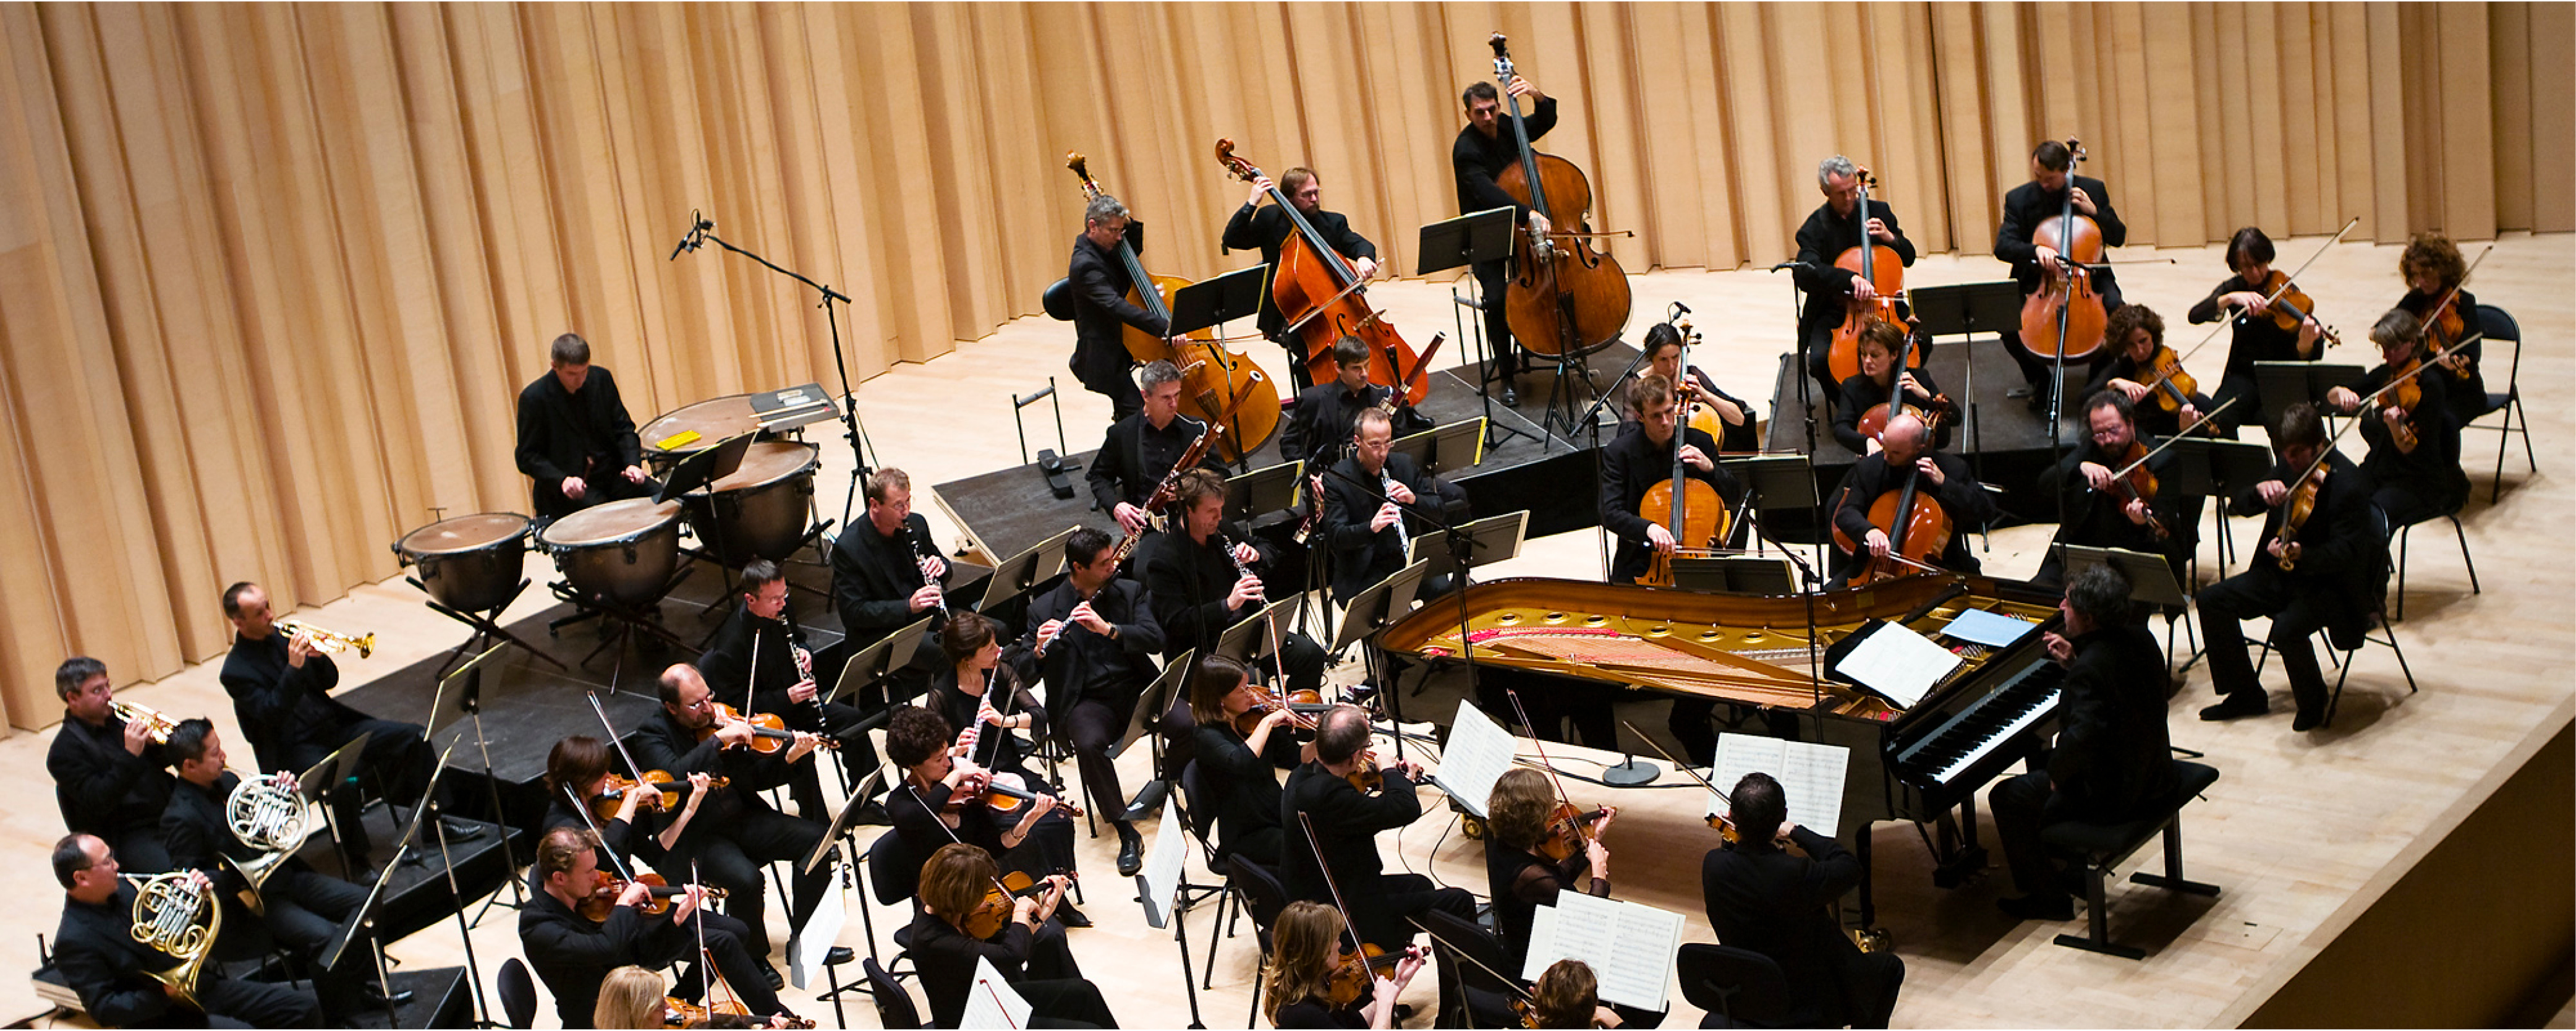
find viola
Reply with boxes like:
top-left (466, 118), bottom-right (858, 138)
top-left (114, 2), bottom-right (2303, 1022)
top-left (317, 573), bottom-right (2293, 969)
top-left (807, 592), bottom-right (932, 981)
top-left (1214, 140), bottom-right (1430, 406)
top-left (1489, 34), bottom-right (1631, 358)
top-left (1345, 755), bottom-right (1386, 796)
top-left (961, 870), bottom-right (1041, 940)
top-left (2102, 440), bottom-right (2169, 540)
top-left (1826, 168), bottom-right (1908, 383)
top-left (2132, 343), bottom-right (2201, 416)
top-left (590, 771), bottom-right (730, 821)
top-left (1832, 409), bottom-right (1955, 584)
top-left (2248, 269), bottom-right (2343, 348)
top-left (1325, 941), bottom-right (1403, 1009)
top-left (1233, 687), bottom-right (1325, 736)
top-left (2018, 139), bottom-right (2108, 362)
top-left (2383, 357), bottom-right (2425, 453)
top-left (2273, 463), bottom-right (2328, 572)
top-left (663, 996), bottom-right (752, 1027)
top-left (691, 701), bottom-right (836, 756)
top-left (580, 872), bottom-right (728, 922)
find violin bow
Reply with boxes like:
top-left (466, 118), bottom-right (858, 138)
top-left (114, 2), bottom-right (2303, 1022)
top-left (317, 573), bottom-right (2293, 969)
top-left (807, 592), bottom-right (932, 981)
top-left (584, 691), bottom-right (660, 794)
top-left (2420, 244), bottom-right (2495, 363)
top-left (2108, 396), bottom-right (2242, 482)
top-left (1503, 690), bottom-right (1592, 844)
top-left (1620, 719), bottom-right (1732, 810)
top-left (558, 781), bottom-right (637, 882)
top-left (1296, 810), bottom-right (1380, 970)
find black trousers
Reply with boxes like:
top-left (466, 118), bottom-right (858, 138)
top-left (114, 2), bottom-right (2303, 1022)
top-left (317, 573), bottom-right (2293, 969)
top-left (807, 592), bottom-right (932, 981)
top-left (289, 716), bottom-right (433, 860)
top-left (1988, 769), bottom-right (2075, 899)
top-left (2196, 568), bottom-right (2341, 718)
top-left (2373, 482), bottom-right (2449, 530)
top-left (196, 972), bottom-right (324, 1029)
top-left (1827, 948), bottom-right (1906, 1030)
top-left (1352, 875), bottom-right (1478, 952)
top-left (1474, 259), bottom-right (1523, 380)
top-left (2000, 282), bottom-right (2122, 389)
top-left (261, 866), bottom-right (372, 1020)
top-left (1062, 695), bottom-right (1140, 823)
top-left (1020, 977), bottom-right (1119, 1029)
top-left (1155, 693), bottom-right (1197, 785)
top-left (1800, 322), bottom-right (1843, 403)
top-left (1223, 826), bottom-right (1284, 869)
top-left (104, 820), bottom-right (174, 876)
top-left (653, 918), bottom-right (786, 1019)
top-left (665, 806), bottom-right (828, 957)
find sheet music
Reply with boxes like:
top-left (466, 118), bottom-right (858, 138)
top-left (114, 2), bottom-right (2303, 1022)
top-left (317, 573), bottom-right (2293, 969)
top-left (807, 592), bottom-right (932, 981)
top-left (1835, 620), bottom-right (1960, 708)
top-left (787, 868), bottom-right (846, 991)
top-left (1429, 701), bottom-right (1515, 818)
top-left (1139, 797), bottom-right (1187, 930)
top-left (1707, 734), bottom-right (1850, 838)
top-left (1520, 891), bottom-right (1684, 1012)
top-left (1941, 608), bottom-right (2038, 648)
top-left (959, 956), bottom-right (1032, 1030)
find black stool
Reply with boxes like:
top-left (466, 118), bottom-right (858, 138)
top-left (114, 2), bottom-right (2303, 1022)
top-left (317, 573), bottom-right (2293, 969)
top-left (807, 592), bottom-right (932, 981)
top-left (2039, 760), bottom-right (2222, 959)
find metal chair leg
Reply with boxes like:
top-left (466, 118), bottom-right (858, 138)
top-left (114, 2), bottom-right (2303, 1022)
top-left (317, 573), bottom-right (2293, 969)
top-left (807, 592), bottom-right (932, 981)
top-left (2394, 523), bottom-right (2410, 620)
top-left (2451, 515), bottom-right (2480, 595)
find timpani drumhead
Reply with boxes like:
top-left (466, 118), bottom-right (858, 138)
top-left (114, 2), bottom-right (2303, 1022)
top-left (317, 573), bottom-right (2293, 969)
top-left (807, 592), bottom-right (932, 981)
top-left (396, 513), bottom-right (532, 556)
top-left (538, 498), bottom-right (682, 548)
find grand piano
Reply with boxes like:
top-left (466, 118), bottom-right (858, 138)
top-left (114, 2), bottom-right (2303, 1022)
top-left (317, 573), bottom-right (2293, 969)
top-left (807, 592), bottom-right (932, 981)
top-left (1372, 571), bottom-right (2067, 933)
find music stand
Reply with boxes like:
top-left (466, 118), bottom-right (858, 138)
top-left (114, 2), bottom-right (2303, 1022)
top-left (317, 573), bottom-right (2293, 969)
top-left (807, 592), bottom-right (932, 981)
top-left (1406, 510), bottom-right (1528, 585)
top-left (1217, 598), bottom-right (1301, 665)
top-left (1331, 560), bottom-right (1432, 656)
top-left (2057, 545), bottom-right (2190, 608)
top-left (1112, 651), bottom-right (1196, 765)
top-left (1224, 460), bottom-right (1306, 524)
top-left (1907, 280), bottom-right (2024, 479)
top-left (2253, 361), bottom-right (2366, 427)
top-left (978, 526), bottom-right (1078, 615)
top-left (827, 617), bottom-right (931, 709)
top-left (801, 768), bottom-right (886, 972)
top-left (1670, 556), bottom-right (1797, 595)
top-left (654, 430), bottom-right (754, 505)
top-left (1170, 265), bottom-right (1268, 338)
top-left (321, 746), bottom-right (459, 1027)
top-left (2166, 437), bottom-right (2275, 571)
top-left (425, 644), bottom-right (531, 924)
top-left (1390, 418), bottom-right (1491, 476)
top-left (1419, 207), bottom-right (1536, 452)
top-left (1722, 452), bottom-right (1822, 565)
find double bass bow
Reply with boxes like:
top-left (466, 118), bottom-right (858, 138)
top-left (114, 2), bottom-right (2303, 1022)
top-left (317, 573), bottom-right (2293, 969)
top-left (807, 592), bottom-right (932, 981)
top-left (1826, 166), bottom-right (1911, 384)
top-left (2019, 138), bottom-right (2109, 364)
top-left (1213, 140), bottom-right (1437, 408)
top-left (1489, 33), bottom-right (1631, 359)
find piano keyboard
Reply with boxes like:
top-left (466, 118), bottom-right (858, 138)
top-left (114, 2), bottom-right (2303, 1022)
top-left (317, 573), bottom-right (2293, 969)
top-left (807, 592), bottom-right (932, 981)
top-left (1893, 656), bottom-right (2064, 788)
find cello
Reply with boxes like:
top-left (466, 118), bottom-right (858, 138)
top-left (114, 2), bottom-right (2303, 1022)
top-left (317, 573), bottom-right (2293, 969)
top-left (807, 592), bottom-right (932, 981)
top-left (2018, 139), bottom-right (2108, 364)
top-left (1066, 153), bottom-right (1281, 461)
top-left (1639, 320), bottom-right (1732, 586)
top-left (1826, 167), bottom-right (1909, 384)
top-left (1489, 33), bottom-right (1631, 358)
top-left (1830, 408), bottom-right (1955, 584)
top-left (1213, 140), bottom-right (1433, 406)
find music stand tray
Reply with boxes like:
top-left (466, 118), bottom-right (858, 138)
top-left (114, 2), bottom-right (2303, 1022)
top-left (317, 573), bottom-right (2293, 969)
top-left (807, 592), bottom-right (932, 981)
top-left (2165, 437), bottom-right (2276, 498)
top-left (1216, 598), bottom-right (1300, 664)
top-left (1721, 453), bottom-right (1820, 511)
top-left (2252, 361), bottom-right (2366, 415)
top-left (1906, 281), bottom-right (2023, 340)
top-left (1670, 556), bottom-right (1798, 595)
top-left (1112, 651), bottom-right (1196, 764)
top-left (1390, 418), bottom-right (1491, 476)
top-left (655, 431), bottom-right (755, 504)
top-left (2057, 545), bottom-right (2190, 609)
top-left (299, 732), bottom-right (375, 802)
top-left (1225, 461), bottom-right (1306, 523)
top-left (1416, 207), bottom-right (1516, 276)
top-left (802, 768), bottom-right (887, 876)
top-left (828, 617), bottom-right (931, 708)
top-left (979, 526), bottom-right (1079, 614)
top-left (1330, 560), bottom-right (1432, 654)
top-left (1407, 510), bottom-right (1529, 583)
top-left (1170, 265), bottom-right (1269, 338)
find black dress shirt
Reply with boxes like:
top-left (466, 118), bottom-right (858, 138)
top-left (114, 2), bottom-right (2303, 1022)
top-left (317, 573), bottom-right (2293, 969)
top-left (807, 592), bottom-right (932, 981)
top-left (218, 632), bottom-right (357, 773)
top-left (1142, 528), bottom-right (1271, 661)
top-left (1701, 828), bottom-right (1867, 1027)
top-left (1087, 411), bottom-right (1215, 514)
top-left (697, 605), bottom-right (825, 729)
top-left (515, 367), bottom-right (642, 503)
top-left (48, 711), bottom-right (175, 838)
top-left (518, 887), bottom-right (686, 1028)
top-left (910, 909), bottom-right (1037, 1029)
top-left (1221, 203), bottom-right (1378, 339)
top-left (2188, 275), bottom-right (2313, 377)
top-left (1827, 451), bottom-right (1996, 582)
top-left (628, 708), bottom-right (779, 820)
top-left (1021, 577), bottom-right (1163, 722)
top-left (1996, 174), bottom-right (2128, 297)
top-left (2039, 435), bottom-right (2182, 558)
top-left (1596, 421), bottom-right (1740, 584)
top-left (1278, 761), bottom-right (1425, 905)
top-left (2049, 624), bottom-right (2178, 818)
top-left (1485, 842), bottom-right (1605, 970)
top-left (1793, 199), bottom-right (1917, 343)
top-left (830, 513), bottom-right (949, 652)
top-left (1831, 367), bottom-right (1946, 455)
top-left (1319, 451), bottom-right (1440, 601)
top-left (1453, 98), bottom-right (1557, 218)
top-left (1191, 724), bottom-right (1295, 863)
top-left (162, 771), bottom-right (296, 901)
top-left (1280, 380), bottom-right (1392, 468)
top-left (1068, 223), bottom-right (1166, 398)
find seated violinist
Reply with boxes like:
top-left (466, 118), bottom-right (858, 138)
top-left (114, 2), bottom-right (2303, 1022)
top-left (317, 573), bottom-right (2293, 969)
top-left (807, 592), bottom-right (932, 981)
top-left (1832, 319), bottom-right (1946, 455)
top-left (2088, 304), bottom-right (2217, 439)
top-left (2325, 310), bottom-right (2467, 530)
top-left (519, 826), bottom-right (789, 1029)
top-left (1633, 322), bottom-right (1757, 454)
top-left (2395, 233), bottom-right (2486, 428)
top-left (2188, 228), bottom-right (2324, 433)
top-left (927, 614), bottom-right (1085, 890)
top-left (1261, 901), bottom-right (1424, 1030)
top-left (2033, 391), bottom-right (2193, 589)
top-left (1701, 773), bottom-right (1903, 1029)
top-left (1529, 960), bottom-right (1625, 1030)
top-left (1186, 656), bottom-right (1309, 868)
top-left (883, 706), bottom-right (1083, 927)
top-left (911, 843), bottom-right (1114, 1028)
top-left (2195, 403), bottom-right (2378, 730)
top-left (1479, 769), bottom-right (1663, 1029)
top-left (1827, 411), bottom-right (1996, 588)
top-left (1279, 705), bottom-right (1478, 951)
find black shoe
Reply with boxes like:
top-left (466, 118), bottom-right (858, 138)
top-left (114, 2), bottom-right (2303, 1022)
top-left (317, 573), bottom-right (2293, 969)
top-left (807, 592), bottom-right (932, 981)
top-left (1997, 892), bottom-right (2075, 922)
top-left (2291, 708), bottom-right (2328, 732)
top-left (824, 946), bottom-right (855, 967)
top-left (854, 800), bottom-right (893, 827)
top-left (438, 816), bottom-right (488, 842)
top-left (2199, 691), bottom-right (2269, 721)
top-left (1124, 779), bottom-right (1170, 823)
top-left (1116, 824), bottom-right (1145, 878)
top-left (1054, 903), bottom-right (1093, 929)
top-left (760, 962), bottom-right (785, 991)
top-left (358, 983), bottom-right (415, 1007)
top-left (1501, 383), bottom-right (1520, 407)
top-left (2006, 384), bottom-right (2034, 399)
top-left (1394, 1003), bottom-right (1418, 1023)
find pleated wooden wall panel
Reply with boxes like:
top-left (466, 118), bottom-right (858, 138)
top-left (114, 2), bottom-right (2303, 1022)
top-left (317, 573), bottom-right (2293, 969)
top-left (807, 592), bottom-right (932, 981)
top-left (0, 0), bottom-right (2564, 727)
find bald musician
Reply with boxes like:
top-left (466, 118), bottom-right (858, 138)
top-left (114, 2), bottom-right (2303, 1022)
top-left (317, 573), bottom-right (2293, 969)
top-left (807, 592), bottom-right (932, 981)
top-left (1826, 413), bottom-right (1995, 588)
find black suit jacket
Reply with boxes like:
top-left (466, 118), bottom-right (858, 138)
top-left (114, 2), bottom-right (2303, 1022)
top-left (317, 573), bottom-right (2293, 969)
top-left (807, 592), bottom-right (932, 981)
top-left (514, 367), bottom-right (643, 504)
top-left (1453, 98), bottom-right (1557, 218)
top-left (1086, 411), bottom-right (1217, 514)
top-left (1221, 202), bottom-right (1378, 338)
top-left (1278, 761), bottom-right (1425, 906)
top-left (1597, 422), bottom-right (1739, 584)
top-left (2039, 436), bottom-right (2182, 560)
top-left (1022, 577), bottom-right (1163, 722)
top-left (1701, 829), bottom-right (1867, 1027)
top-left (49, 711), bottom-right (176, 839)
top-left (1319, 453), bottom-right (1438, 602)
top-left (1280, 380), bottom-right (1390, 469)
top-left (830, 513), bottom-right (949, 652)
top-left (56, 884), bottom-right (192, 1027)
top-left (1068, 223), bottom-right (1166, 397)
top-left (1142, 528), bottom-right (1271, 662)
top-left (1828, 450), bottom-right (1996, 582)
top-left (697, 605), bottom-right (825, 729)
top-left (218, 633), bottom-right (359, 773)
top-left (629, 708), bottom-right (780, 821)
top-left (2049, 625), bottom-right (2178, 818)
top-left (1831, 368), bottom-right (1945, 455)
top-left (518, 887), bottom-right (687, 1028)
top-left (1793, 198), bottom-right (1917, 343)
top-left (2227, 449), bottom-right (2383, 636)
top-left (1997, 174), bottom-right (2128, 297)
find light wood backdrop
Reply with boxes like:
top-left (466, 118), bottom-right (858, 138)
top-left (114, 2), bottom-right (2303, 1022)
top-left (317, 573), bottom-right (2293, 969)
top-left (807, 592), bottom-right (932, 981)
top-left (0, 1), bottom-right (2567, 729)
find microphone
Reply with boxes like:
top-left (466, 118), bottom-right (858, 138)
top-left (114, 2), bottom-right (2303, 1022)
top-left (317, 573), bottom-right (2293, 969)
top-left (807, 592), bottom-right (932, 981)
top-left (1669, 301), bottom-right (1693, 317)
top-left (668, 212), bottom-right (712, 261)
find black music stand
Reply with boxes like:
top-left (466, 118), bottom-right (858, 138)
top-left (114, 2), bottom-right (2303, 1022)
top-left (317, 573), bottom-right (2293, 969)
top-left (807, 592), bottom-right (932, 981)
top-left (297, 732), bottom-right (373, 879)
top-left (2253, 361), bottom-right (2366, 429)
top-left (978, 526), bottom-right (1078, 615)
top-left (1216, 598), bottom-right (1301, 665)
top-left (1670, 555), bottom-right (1798, 594)
top-left (1405, 510), bottom-right (1528, 585)
top-left (2166, 437), bottom-right (2274, 573)
top-left (1224, 460), bottom-right (1307, 524)
top-left (2057, 544), bottom-right (2189, 607)
top-left (322, 747), bottom-right (461, 1029)
top-left (1419, 207), bottom-right (1536, 451)
top-left (658, 431), bottom-right (756, 581)
top-left (1170, 265), bottom-right (1268, 338)
top-left (828, 615), bottom-right (930, 711)
top-left (1722, 452), bottom-right (1824, 568)
top-left (1908, 281), bottom-right (2025, 482)
top-left (1330, 560), bottom-right (1431, 656)
top-left (425, 645), bottom-right (530, 925)
top-left (1390, 417), bottom-right (1491, 476)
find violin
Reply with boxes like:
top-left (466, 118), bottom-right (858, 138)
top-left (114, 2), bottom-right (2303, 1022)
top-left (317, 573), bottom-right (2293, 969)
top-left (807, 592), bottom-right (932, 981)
top-left (2247, 269), bottom-right (2342, 348)
top-left (1536, 803), bottom-right (1611, 863)
top-left (580, 872), bottom-right (728, 922)
top-left (692, 701), bottom-right (836, 755)
top-left (663, 995), bottom-right (751, 1026)
top-left (590, 771), bottom-right (730, 821)
top-left (2133, 343), bottom-right (2202, 415)
top-left (1489, 34), bottom-right (1631, 358)
top-left (1831, 408), bottom-right (1955, 584)
top-left (948, 770), bottom-right (1083, 818)
top-left (2273, 463), bottom-right (2328, 572)
top-left (1234, 686), bottom-right (1325, 736)
top-left (1826, 168), bottom-right (1908, 384)
top-left (2383, 357), bottom-right (2425, 453)
top-left (1345, 754), bottom-right (1386, 796)
top-left (2018, 139), bottom-right (2108, 362)
top-left (1066, 153), bottom-right (1282, 461)
top-left (1326, 941), bottom-right (1405, 1009)
top-left (1215, 140), bottom-right (1431, 406)
top-left (2101, 440), bottom-right (2169, 539)
top-left (961, 869), bottom-right (1045, 940)
top-left (2405, 244), bottom-right (2491, 382)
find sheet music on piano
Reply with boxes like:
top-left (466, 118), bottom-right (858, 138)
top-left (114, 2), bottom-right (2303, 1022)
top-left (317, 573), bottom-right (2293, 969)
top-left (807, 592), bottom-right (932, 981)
top-left (1427, 700), bottom-right (1515, 819)
top-left (1521, 891), bottom-right (1685, 1012)
top-left (1707, 734), bottom-right (1850, 837)
top-left (1832, 618), bottom-right (1961, 708)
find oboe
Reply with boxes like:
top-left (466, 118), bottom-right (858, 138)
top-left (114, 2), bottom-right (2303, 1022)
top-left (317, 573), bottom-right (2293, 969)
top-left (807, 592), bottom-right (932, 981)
top-left (909, 529), bottom-right (948, 617)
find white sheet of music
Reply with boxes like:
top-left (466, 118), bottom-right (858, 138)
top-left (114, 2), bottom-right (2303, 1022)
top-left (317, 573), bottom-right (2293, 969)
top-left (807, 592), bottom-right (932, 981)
top-left (786, 863), bottom-right (846, 991)
top-left (1429, 699), bottom-right (1515, 819)
top-left (1707, 734), bottom-right (1850, 838)
top-left (1521, 891), bottom-right (1683, 1012)
top-left (959, 956), bottom-right (1032, 1030)
top-left (1139, 796), bottom-right (1187, 930)
top-left (1837, 619), bottom-right (1960, 708)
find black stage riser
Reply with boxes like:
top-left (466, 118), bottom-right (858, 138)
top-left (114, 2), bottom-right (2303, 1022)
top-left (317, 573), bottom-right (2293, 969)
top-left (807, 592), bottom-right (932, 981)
top-left (341, 966), bottom-right (477, 1029)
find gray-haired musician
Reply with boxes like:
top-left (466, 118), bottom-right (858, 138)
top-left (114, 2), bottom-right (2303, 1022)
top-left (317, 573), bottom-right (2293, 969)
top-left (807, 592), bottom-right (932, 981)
top-left (1068, 195), bottom-right (1186, 423)
top-left (52, 832), bottom-right (321, 1029)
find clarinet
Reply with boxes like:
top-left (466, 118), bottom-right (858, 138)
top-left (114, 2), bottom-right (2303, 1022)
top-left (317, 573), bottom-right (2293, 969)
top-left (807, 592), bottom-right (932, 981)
top-left (909, 528), bottom-right (948, 617)
top-left (1214, 529), bottom-right (1283, 667)
top-left (1380, 468), bottom-right (1412, 558)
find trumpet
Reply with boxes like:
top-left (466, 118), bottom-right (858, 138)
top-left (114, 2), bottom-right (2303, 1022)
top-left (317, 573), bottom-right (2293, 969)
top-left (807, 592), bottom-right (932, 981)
top-left (224, 774), bottom-right (315, 917)
top-left (275, 618), bottom-right (375, 659)
top-left (124, 870), bottom-right (221, 1010)
top-left (109, 700), bottom-right (181, 745)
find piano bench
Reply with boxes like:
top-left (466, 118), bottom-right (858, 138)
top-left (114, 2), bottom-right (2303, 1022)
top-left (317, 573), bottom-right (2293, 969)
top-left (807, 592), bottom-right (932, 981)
top-left (2040, 760), bottom-right (2222, 959)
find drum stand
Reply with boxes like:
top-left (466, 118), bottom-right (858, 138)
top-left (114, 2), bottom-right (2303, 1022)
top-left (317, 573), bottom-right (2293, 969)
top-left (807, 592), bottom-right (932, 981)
top-left (416, 576), bottom-right (564, 680)
top-left (547, 567), bottom-right (696, 669)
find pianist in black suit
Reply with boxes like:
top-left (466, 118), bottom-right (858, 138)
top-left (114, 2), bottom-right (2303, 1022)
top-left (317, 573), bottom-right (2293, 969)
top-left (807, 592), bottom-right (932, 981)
top-left (1991, 566), bottom-right (2179, 921)
top-left (1701, 772), bottom-right (1903, 1029)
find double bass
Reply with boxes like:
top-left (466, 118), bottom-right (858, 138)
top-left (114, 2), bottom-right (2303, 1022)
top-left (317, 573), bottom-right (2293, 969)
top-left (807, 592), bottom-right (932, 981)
top-left (1214, 140), bottom-right (1438, 406)
top-left (2018, 138), bottom-right (2108, 364)
top-left (1066, 153), bottom-right (1281, 461)
top-left (1826, 166), bottom-right (1910, 384)
top-left (1490, 34), bottom-right (1631, 357)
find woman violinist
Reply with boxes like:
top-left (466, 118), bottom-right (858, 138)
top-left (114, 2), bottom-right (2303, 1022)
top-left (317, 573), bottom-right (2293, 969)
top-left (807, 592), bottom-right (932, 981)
top-left (911, 843), bottom-right (1117, 1029)
top-left (1635, 322), bottom-right (1759, 454)
top-left (2324, 310), bottom-right (2469, 529)
top-left (1831, 319), bottom-right (1946, 455)
top-left (542, 735), bottom-right (715, 865)
top-left (1187, 656), bottom-right (1312, 868)
top-left (1263, 901), bottom-right (1426, 1029)
top-left (2396, 232), bottom-right (2488, 429)
top-left (883, 706), bottom-right (1087, 926)
top-left (2188, 228), bottom-right (2326, 432)
top-left (2089, 304), bottom-right (2219, 439)
top-left (1483, 769), bottom-right (1615, 972)
top-left (1529, 960), bottom-right (1626, 1029)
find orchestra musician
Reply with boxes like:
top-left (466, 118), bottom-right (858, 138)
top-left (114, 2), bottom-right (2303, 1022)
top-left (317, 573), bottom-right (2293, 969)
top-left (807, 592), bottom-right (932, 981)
top-left (630, 664), bottom-right (831, 969)
top-left (1021, 527), bottom-right (1168, 877)
top-left (1262, 901), bottom-right (1426, 1030)
top-left (1223, 168), bottom-right (1381, 390)
top-left (1701, 772), bottom-right (1904, 1029)
top-left (1600, 373), bottom-right (1743, 586)
top-left (1990, 566), bottom-right (2178, 922)
top-left (515, 332), bottom-right (652, 521)
top-left (2325, 310), bottom-right (2468, 531)
top-left (519, 827), bottom-right (789, 1029)
top-left (1482, 769), bottom-right (1612, 970)
top-left (51, 833), bottom-right (322, 1029)
top-left (2195, 403), bottom-right (2379, 730)
top-left (1068, 195), bottom-right (1183, 423)
top-left (1322, 408), bottom-right (1470, 606)
top-left (883, 706), bottom-right (1084, 928)
top-left (48, 656), bottom-right (176, 876)
top-left (1089, 359), bottom-right (1226, 547)
top-left (1453, 74), bottom-right (1557, 406)
top-left (1826, 411), bottom-right (1996, 587)
top-left (218, 581), bottom-right (480, 875)
top-left (913, 843), bottom-right (1117, 1029)
top-left (699, 559), bottom-right (885, 824)
top-left (1634, 322), bottom-right (1758, 455)
top-left (158, 719), bottom-right (378, 1023)
top-left (2088, 304), bottom-right (2217, 439)
top-left (1530, 960), bottom-right (1626, 1030)
top-left (928, 614), bottom-right (1088, 899)
top-left (828, 468), bottom-right (950, 702)
top-left (1793, 155), bottom-right (1919, 401)
top-left (2187, 227), bottom-right (2326, 432)
top-left (1282, 338), bottom-right (1400, 468)
top-left (1186, 655), bottom-right (1308, 868)
top-left (2031, 391), bottom-right (2193, 589)
top-left (538, 735), bottom-right (762, 967)
top-left (1143, 469), bottom-right (1329, 698)
top-left (2396, 232), bottom-right (2487, 428)
top-left (1279, 704), bottom-right (1478, 951)
top-left (1996, 139), bottom-right (2129, 406)
top-left (1832, 319), bottom-right (1946, 455)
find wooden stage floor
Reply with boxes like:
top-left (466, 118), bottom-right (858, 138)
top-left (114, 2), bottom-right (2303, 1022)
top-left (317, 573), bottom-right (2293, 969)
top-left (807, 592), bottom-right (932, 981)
top-left (0, 232), bottom-right (2566, 1028)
